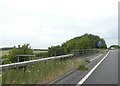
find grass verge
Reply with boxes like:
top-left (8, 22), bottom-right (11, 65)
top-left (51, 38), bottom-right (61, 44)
top-left (79, 65), bottom-right (88, 71)
top-left (2, 57), bottom-right (85, 84)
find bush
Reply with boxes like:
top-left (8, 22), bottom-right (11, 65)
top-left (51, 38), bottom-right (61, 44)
top-left (79, 65), bottom-right (88, 71)
top-left (48, 34), bottom-right (107, 57)
top-left (2, 44), bottom-right (34, 64)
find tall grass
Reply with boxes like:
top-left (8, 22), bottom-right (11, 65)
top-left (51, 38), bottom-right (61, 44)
top-left (3, 49), bottom-right (105, 84)
top-left (2, 57), bottom-right (85, 84)
top-left (97, 49), bottom-right (108, 53)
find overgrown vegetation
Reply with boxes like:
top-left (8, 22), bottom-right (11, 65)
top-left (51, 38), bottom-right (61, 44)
top-left (2, 44), bottom-right (34, 64)
top-left (48, 33), bottom-right (107, 57)
top-left (2, 57), bottom-right (85, 84)
top-left (1, 33), bottom-right (107, 84)
top-left (33, 50), bottom-right (48, 59)
top-left (79, 65), bottom-right (88, 71)
top-left (109, 45), bottom-right (120, 49)
top-left (2, 33), bottom-right (107, 64)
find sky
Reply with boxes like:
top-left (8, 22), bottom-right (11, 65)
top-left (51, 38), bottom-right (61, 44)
top-left (0, 0), bottom-right (119, 49)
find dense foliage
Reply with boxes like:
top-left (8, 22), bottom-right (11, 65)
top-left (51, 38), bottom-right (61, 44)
top-left (2, 34), bottom-right (107, 64)
top-left (109, 45), bottom-right (120, 49)
top-left (48, 34), bottom-right (107, 56)
top-left (48, 45), bottom-right (65, 56)
top-left (2, 44), bottom-right (34, 64)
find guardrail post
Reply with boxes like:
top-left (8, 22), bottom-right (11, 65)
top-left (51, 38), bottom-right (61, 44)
top-left (17, 56), bottom-right (19, 62)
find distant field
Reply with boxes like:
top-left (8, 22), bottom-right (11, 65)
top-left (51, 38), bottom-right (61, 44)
top-left (0, 50), bottom-right (10, 57)
top-left (0, 50), bottom-right (48, 58)
top-left (33, 50), bottom-right (48, 54)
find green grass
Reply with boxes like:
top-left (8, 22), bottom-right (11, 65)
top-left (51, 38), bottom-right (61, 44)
top-left (97, 49), bottom-right (108, 53)
top-left (2, 57), bottom-right (85, 84)
top-left (2, 49), bottom-right (107, 84)
top-left (0, 50), bottom-right (10, 57)
top-left (1, 50), bottom-right (47, 62)
top-left (0, 50), bottom-right (47, 57)
top-left (0, 50), bottom-right (10, 63)
top-left (33, 50), bottom-right (48, 54)
top-left (79, 65), bottom-right (88, 71)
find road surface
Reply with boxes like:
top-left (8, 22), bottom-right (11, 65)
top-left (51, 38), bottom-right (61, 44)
top-left (53, 52), bottom-right (107, 84)
top-left (83, 49), bottom-right (118, 84)
top-left (53, 50), bottom-right (118, 85)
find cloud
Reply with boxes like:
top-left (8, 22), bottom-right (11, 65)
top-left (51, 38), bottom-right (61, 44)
top-left (0, 0), bottom-right (119, 48)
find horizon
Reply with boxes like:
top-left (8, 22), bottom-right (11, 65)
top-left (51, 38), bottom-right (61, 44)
top-left (0, 33), bottom-right (119, 49)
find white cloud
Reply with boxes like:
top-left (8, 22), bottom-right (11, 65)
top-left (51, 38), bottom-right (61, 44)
top-left (0, 0), bottom-right (119, 48)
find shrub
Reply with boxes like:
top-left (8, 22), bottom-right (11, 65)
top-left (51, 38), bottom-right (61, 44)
top-left (79, 65), bottom-right (88, 71)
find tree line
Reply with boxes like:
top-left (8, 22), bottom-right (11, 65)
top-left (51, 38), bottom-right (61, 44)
top-left (2, 33), bottom-right (107, 64)
top-left (109, 45), bottom-right (120, 49)
top-left (48, 33), bottom-right (107, 56)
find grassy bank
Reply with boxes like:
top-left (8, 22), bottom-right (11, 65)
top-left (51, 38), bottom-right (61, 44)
top-left (2, 57), bottom-right (85, 84)
top-left (2, 49), bottom-right (107, 84)
top-left (97, 49), bottom-right (108, 53)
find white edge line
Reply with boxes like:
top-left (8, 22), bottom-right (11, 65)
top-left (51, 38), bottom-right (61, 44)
top-left (76, 51), bottom-right (110, 86)
top-left (90, 54), bottom-right (103, 62)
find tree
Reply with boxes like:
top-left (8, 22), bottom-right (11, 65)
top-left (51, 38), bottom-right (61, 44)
top-left (48, 45), bottom-right (65, 57)
top-left (109, 45), bottom-right (120, 49)
top-left (2, 44), bottom-right (34, 64)
top-left (47, 33), bottom-right (107, 56)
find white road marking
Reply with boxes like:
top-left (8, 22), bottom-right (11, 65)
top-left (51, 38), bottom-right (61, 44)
top-left (90, 54), bottom-right (103, 62)
top-left (76, 52), bottom-right (109, 86)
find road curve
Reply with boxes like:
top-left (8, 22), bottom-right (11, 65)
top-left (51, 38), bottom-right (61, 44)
top-left (83, 49), bottom-right (118, 84)
top-left (52, 52), bottom-right (107, 84)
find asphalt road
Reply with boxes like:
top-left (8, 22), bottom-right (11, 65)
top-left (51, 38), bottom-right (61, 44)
top-left (53, 50), bottom-right (118, 85)
top-left (53, 52), bottom-right (107, 84)
top-left (83, 49), bottom-right (118, 84)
